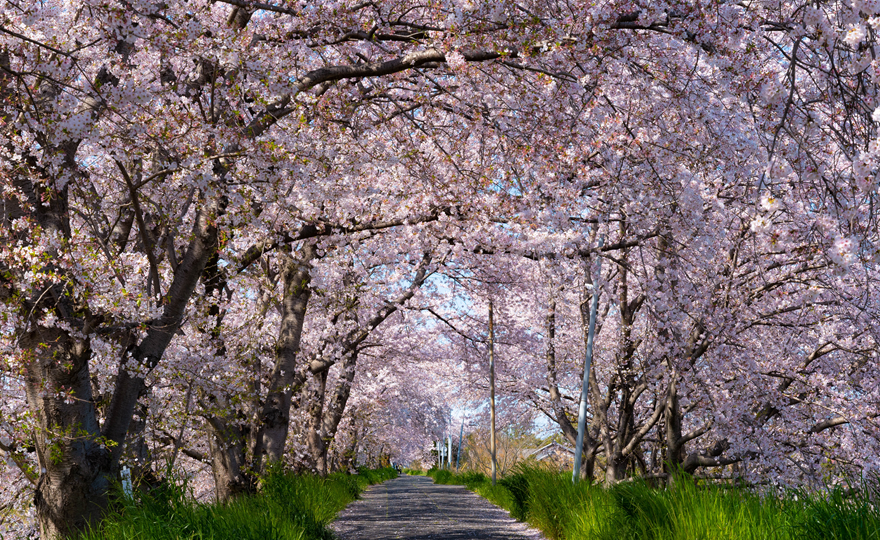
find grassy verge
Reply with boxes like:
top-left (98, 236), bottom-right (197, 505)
top-left (79, 467), bottom-right (398, 540)
top-left (426, 467), bottom-right (880, 540)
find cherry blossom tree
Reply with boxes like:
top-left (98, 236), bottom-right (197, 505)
top-left (3, 0), bottom-right (880, 537)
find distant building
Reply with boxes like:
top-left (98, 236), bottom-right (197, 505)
top-left (521, 442), bottom-right (575, 470)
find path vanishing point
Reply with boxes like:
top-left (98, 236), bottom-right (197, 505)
top-left (330, 475), bottom-right (548, 540)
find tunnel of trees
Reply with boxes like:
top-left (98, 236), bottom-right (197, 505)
top-left (1, 0), bottom-right (879, 537)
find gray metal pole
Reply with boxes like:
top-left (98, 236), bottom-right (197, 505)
top-left (489, 301), bottom-right (497, 486)
top-left (447, 435), bottom-right (452, 471)
top-left (573, 236), bottom-right (604, 483)
top-left (456, 419), bottom-right (464, 472)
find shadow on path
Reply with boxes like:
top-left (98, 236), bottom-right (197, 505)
top-left (330, 475), bottom-right (547, 540)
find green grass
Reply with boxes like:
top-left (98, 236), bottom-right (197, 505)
top-left (427, 466), bottom-right (880, 540)
top-left (78, 467), bottom-right (397, 540)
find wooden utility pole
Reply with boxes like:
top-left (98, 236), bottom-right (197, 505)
top-left (489, 301), bottom-right (497, 486)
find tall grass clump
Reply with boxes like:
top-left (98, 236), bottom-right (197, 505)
top-left (426, 465), bottom-right (880, 540)
top-left (426, 468), bottom-right (485, 489)
top-left (428, 468), bottom-right (454, 485)
top-left (79, 467), bottom-right (397, 540)
top-left (789, 482), bottom-right (880, 540)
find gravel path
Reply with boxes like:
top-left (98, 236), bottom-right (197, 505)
top-left (330, 475), bottom-right (548, 540)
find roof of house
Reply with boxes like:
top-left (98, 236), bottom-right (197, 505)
top-left (522, 442), bottom-right (575, 461)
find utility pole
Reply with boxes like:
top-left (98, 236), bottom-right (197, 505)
top-left (489, 301), bottom-right (497, 486)
top-left (447, 435), bottom-right (452, 471)
top-left (573, 236), bottom-right (604, 483)
top-left (456, 418), bottom-right (464, 472)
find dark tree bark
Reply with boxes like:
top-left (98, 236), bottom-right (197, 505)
top-left (255, 245), bottom-right (316, 465)
top-left (299, 254), bottom-right (434, 473)
top-left (6, 167), bottom-right (222, 536)
top-left (305, 368), bottom-right (330, 473)
top-left (206, 415), bottom-right (253, 501)
top-left (203, 243), bottom-right (315, 499)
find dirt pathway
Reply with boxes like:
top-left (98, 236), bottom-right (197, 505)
top-left (330, 475), bottom-right (547, 540)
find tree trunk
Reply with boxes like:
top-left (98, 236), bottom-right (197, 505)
top-left (206, 416), bottom-right (253, 501)
top-left (317, 350), bottom-right (359, 472)
top-left (604, 453), bottom-right (630, 485)
top-left (664, 374), bottom-right (685, 475)
top-left (7, 151), bottom-right (119, 539)
top-left (340, 419), bottom-right (360, 472)
top-left (298, 253), bottom-right (432, 475)
top-left (306, 369), bottom-right (329, 473)
top-left (22, 191), bottom-right (221, 536)
top-left (124, 403), bottom-right (158, 487)
top-left (200, 245), bottom-right (314, 498)
top-left (254, 245), bottom-right (314, 467)
top-left (22, 326), bottom-right (110, 540)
